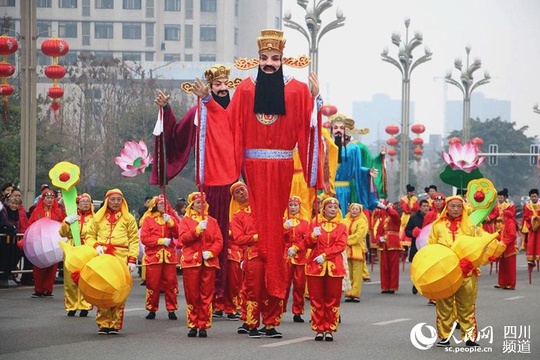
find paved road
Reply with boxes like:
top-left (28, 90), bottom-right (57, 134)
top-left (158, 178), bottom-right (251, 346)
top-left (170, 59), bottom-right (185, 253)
top-left (0, 254), bottom-right (537, 360)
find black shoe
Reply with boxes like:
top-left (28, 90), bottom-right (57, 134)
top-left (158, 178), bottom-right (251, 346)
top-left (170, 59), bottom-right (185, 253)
top-left (80, 310), bottom-right (89, 317)
top-left (344, 297), bottom-right (354, 302)
top-left (31, 292), bottom-right (43, 298)
top-left (293, 315), bottom-right (305, 323)
top-left (265, 328), bottom-right (282, 338)
top-left (324, 332), bottom-right (333, 342)
top-left (98, 328), bottom-right (110, 335)
top-left (455, 322), bottom-right (461, 330)
top-left (226, 313), bottom-right (240, 321)
top-left (67, 310), bottom-right (76, 317)
top-left (199, 329), bottom-right (208, 338)
top-left (145, 311), bottom-right (156, 320)
top-left (494, 285), bottom-right (501, 289)
top-left (315, 332), bottom-right (324, 341)
top-left (42, 293), bottom-right (53, 298)
top-left (168, 312), bottom-right (177, 320)
top-left (212, 310), bottom-right (224, 318)
top-left (248, 328), bottom-right (261, 338)
top-left (188, 328), bottom-right (198, 337)
top-left (237, 323), bottom-right (249, 334)
top-left (363, 278), bottom-right (371, 282)
top-left (352, 298), bottom-right (360, 303)
top-left (108, 329), bottom-right (119, 335)
top-left (140, 280), bottom-right (146, 286)
top-left (258, 326), bottom-right (267, 335)
top-left (466, 340), bottom-right (479, 347)
top-left (436, 338), bottom-right (450, 347)
top-left (412, 286), bottom-right (418, 295)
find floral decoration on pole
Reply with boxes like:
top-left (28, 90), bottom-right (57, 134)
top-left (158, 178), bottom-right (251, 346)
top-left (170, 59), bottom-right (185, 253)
top-left (114, 140), bottom-right (153, 177)
top-left (439, 140), bottom-right (485, 191)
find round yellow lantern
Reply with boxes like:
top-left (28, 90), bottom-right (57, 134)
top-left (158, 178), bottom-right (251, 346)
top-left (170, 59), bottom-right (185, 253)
top-left (481, 239), bottom-right (506, 266)
top-left (59, 241), bottom-right (97, 274)
top-left (78, 254), bottom-right (132, 308)
top-left (451, 232), bottom-right (499, 269)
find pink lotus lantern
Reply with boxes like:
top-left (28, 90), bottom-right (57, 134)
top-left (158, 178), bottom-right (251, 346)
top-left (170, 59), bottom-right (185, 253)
top-left (442, 141), bottom-right (486, 173)
top-left (114, 140), bottom-right (153, 177)
top-left (23, 218), bottom-right (67, 268)
top-left (415, 223), bottom-right (433, 250)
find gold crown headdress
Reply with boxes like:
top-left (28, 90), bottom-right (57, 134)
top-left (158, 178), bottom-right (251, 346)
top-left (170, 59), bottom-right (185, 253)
top-left (329, 113), bottom-right (355, 131)
top-left (257, 29), bottom-right (286, 55)
top-left (204, 64), bottom-right (230, 84)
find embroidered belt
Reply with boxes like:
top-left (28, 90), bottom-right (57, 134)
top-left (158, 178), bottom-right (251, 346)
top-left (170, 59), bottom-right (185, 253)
top-left (385, 231), bottom-right (400, 236)
top-left (335, 181), bottom-right (350, 187)
top-left (244, 149), bottom-right (293, 160)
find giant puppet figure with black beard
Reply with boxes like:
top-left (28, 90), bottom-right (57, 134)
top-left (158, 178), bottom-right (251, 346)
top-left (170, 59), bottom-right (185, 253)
top-left (329, 114), bottom-right (385, 215)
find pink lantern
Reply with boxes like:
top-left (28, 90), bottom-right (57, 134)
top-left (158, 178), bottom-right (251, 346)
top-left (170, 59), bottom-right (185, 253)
top-left (321, 104), bottom-right (338, 117)
top-left (23, 218), bottom-right (67, 268)
top-left (415, 223), bottom-right (433, 250)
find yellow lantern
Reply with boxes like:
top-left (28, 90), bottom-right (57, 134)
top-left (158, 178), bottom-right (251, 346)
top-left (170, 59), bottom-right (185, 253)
top-left (410, 244), bottom-right (463, 300)
top-left (78, 254), bottom-right (132, 308)
top-left (481, 239), bottom-right (506, 266)
top-left (59, 241), bottom-right (97, 274)
top-left (451, 232), bottom-right (499, 268)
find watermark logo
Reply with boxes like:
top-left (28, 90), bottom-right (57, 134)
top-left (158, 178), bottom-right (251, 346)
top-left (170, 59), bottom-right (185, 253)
top-left (410, 322), bottom-right (438, 350)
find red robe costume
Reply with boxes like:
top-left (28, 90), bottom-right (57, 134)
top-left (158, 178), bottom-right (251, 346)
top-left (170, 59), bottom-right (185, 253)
top-left (230, 204), bottom-right (282, 330)
top-left (497, 207), bottom-right (518, 289)
top-left (399, 195), bottom-right (418, 247)
top-left (523, 201), bottom-right (540, 263)
top-left (178, 207), bottom-right (223, 330)
top-left (225, 75), bottom-right (320, 299)
top-left (26, 193), bottom-right (65, 296)
top-left (373, 205), bottom-right (401, 292)
top-left (305, 214), bottom-right (347, 334)
top-left (283, 215), bottom-right (310, 317)
top-left (482, 205), bottom-right (499, 234)
top-left (140, 212), bottom-right (179, 313)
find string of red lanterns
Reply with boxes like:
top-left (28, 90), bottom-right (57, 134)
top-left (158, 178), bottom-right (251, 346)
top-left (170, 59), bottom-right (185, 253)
top-left (0, 34), bottom-right (19, 123)
top-left (40, 37), bottom-right (69, 120)
top-left (385, 124), bottom-right (400, 162)
top-left (411, 123), bottom-right (426, 161)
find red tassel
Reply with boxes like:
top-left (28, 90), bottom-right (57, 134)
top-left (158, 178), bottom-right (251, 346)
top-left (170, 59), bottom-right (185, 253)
top-left (459, 258), bottom-right (474, 277)
top-left (71, 270), bottom-right (81, 285)
top-left (104, 244), bottom-right (116, 256)
top-left (488, 256), bottom-right (497, 262)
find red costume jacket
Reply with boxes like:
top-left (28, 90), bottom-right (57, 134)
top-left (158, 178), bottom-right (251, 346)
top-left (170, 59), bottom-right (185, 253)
top-left (305, 218), bottom-right (347, 277)
top-left (284, 216), bottom-right (310, 265)
top-left (373, 206), bottom-right (401, 250)
top-left (178, 215), bottom-right (223, 269)
top-left (229, 206), bottom-right (258, 261)
top-left (141, 215), bottom-right (179, 265)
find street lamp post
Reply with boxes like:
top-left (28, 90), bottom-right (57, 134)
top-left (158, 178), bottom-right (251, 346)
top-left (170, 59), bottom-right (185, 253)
top-left (445, 46), bottom-right (490, 143)
top-left (381, 18), bottom-right (432, 194)
top-left (283, 0), bottom-right (345, 74)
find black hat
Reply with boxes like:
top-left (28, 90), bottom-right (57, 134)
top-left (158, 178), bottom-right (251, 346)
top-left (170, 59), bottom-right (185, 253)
top-left (529, 189), bottom-right (539, 196)
top-left (406, 184), bottom-right (415, 192)
top-left (497, 188), bottom-right (508, 197)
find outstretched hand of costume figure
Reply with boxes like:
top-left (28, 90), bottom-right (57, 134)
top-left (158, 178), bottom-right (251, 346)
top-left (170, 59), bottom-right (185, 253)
top-left (154, 90), bottom-right (170, 107)
top-left (369, 168), bottom-right (378, 178)
top-left (308, 71), bottom-right (319, 98)
top-left (193, 78), bottom-right (210, 98)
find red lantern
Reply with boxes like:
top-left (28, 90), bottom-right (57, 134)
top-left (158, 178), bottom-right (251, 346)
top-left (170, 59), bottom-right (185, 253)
top-left (412, 137), bottom-right (424, 146)
top-left (387, 148), bottom-right (397, 157)
top-left (385, 125), bottom-right (400, 136)
top-left (41, 38), bottom-right (69, 58)
top-left (411, 123), bottom-right (426, 135)
top-left (47, 86), bottom-right (64, 99)
top-left (45, 65), bottom-right (66, 79)
top-left (0, 83), bottom-right (14, 96)
top-left (321, 104), bottom-right (338, 117)
top-left (387, 137), bottom-right (399, 147)
top-left (0, 35), bottom-right (19, 56)
top-left (413, 147), bottom-right (423, 156)
top-left (449, 137), bottom-right (461, 145)
top-left (0, 62), bottom-right (15, 77)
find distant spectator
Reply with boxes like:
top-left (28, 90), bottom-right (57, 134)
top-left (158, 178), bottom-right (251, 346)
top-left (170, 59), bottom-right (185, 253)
top-left (1, 182), bottom-right (14, 203)
top-left (138, 196), bottom-right (153, 222)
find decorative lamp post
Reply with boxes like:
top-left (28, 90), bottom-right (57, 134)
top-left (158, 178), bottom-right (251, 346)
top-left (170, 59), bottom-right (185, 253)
top-left (0, 34), bottom-right (19, 122)
top-left (283, 0), bottom-right (345, 74)
top-left (381, 19), bottom-right (432, 193)
top-left (41, 37), bottom-right (69, 117)
top-left (445, 46), bottom-right (490, 143)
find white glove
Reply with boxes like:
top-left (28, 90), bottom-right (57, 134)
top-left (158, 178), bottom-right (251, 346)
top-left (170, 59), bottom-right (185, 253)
top-left (379, 237), bottom-right (386, 243)
top-left (313, 227), bottom-right (322, 237)
top-left (287, 247), bottom-right (297, 257)
top-left (163, 214), bottom-right (171, 223)
top-left (95, 245), bottom-right (105, 255)
top-left (163, 238), bottom-right (171, 246)
top-left (202, 251), bottom-right (212, 260)
top-left (314, 254), bottom-right (325, 264)
top-left (199, 220), bottom-right (208, 230)
top-left (284, 219), bottom-right (293, 229)
top-left (377, 202), bottom-right (387, 209)
top-left (65, 214), bottom-right (79, 225)
top-left (127, 263), bottom-right (137, 273)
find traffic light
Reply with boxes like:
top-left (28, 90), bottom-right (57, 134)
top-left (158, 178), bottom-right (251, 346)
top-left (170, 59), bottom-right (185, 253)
top-left (488, 144), bottom-right (498, 166)
top-left (530, 145), bottom-right (539, 166)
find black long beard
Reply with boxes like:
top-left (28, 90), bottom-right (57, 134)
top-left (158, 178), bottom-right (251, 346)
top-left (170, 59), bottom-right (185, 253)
top-left (254, 66), bottom-right (285, 115)
top-left (211, 91), bottom-right (230, 109)
top-left (334, 135), bottom-right (343, 164)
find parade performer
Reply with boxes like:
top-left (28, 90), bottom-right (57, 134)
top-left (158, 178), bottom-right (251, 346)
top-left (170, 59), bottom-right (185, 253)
top-left (229, 182), bottom-right (283, 339)
top-left (306, 197), bottom-right (347, 341)
top-left (193, 29), bottom-right (321, 301)
top-left (423, 192), bottom-right (446, 227)
top-left (399, 184), bottom-right (419, 248)
top-left (522, 188), bottom-right (540, 267)
top-left (373, 200), bottom-right (401, 294)
top-left (177, 192), bottom-right (223, 338)
top-left (58, 193), bottom-right (93, 316)
top-left (85, 189), bottom-right (139, 335)
top-left (405, 199), bottom-right (430, 295)
top-left (427, 196), bottom-right (485, 347)
top-left (283, 195), bottom-right (310, 322)
top-left (343, 202), bottom-right (369, 302)
top-left (140, 195), bottom-right (179, 320)
top-left (25, 187), bottom-right (66, 298)
top-left (495, 206), bottom-right (518, 290)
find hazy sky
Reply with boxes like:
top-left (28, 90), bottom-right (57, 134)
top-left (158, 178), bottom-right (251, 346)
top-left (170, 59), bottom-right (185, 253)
top-left (281, 0), bottom-right (540, 139)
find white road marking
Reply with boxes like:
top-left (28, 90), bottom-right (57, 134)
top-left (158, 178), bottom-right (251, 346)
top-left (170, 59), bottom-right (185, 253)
top-left (504, 296), bottom-right (525, 301)
top-left (364, 281), bottom-right (381, 285)
top-left (125, 308), bottom-right (146, 312)
top-left (373, 318), bottom-right (411, 326)
top-left (261, 337), bottom-right (313, 347)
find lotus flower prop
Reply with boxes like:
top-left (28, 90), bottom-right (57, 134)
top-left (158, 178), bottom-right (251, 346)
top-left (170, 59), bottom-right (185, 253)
top-left (442, 141), bottom-right (485, 173)
top-left (415, 223), bottom-right (433, 251)
top-left (114, 140), bottom-right (153, 177)
top-left (24, 218), bottom-right (67, 268)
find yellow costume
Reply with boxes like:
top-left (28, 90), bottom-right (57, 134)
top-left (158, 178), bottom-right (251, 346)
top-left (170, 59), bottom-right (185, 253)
top-left (343, 203), bottom-right (369, 301)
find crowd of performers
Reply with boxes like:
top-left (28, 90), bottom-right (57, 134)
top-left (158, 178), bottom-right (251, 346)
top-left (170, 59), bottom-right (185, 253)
top-left (3, 28), bottom-right (538, 345)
